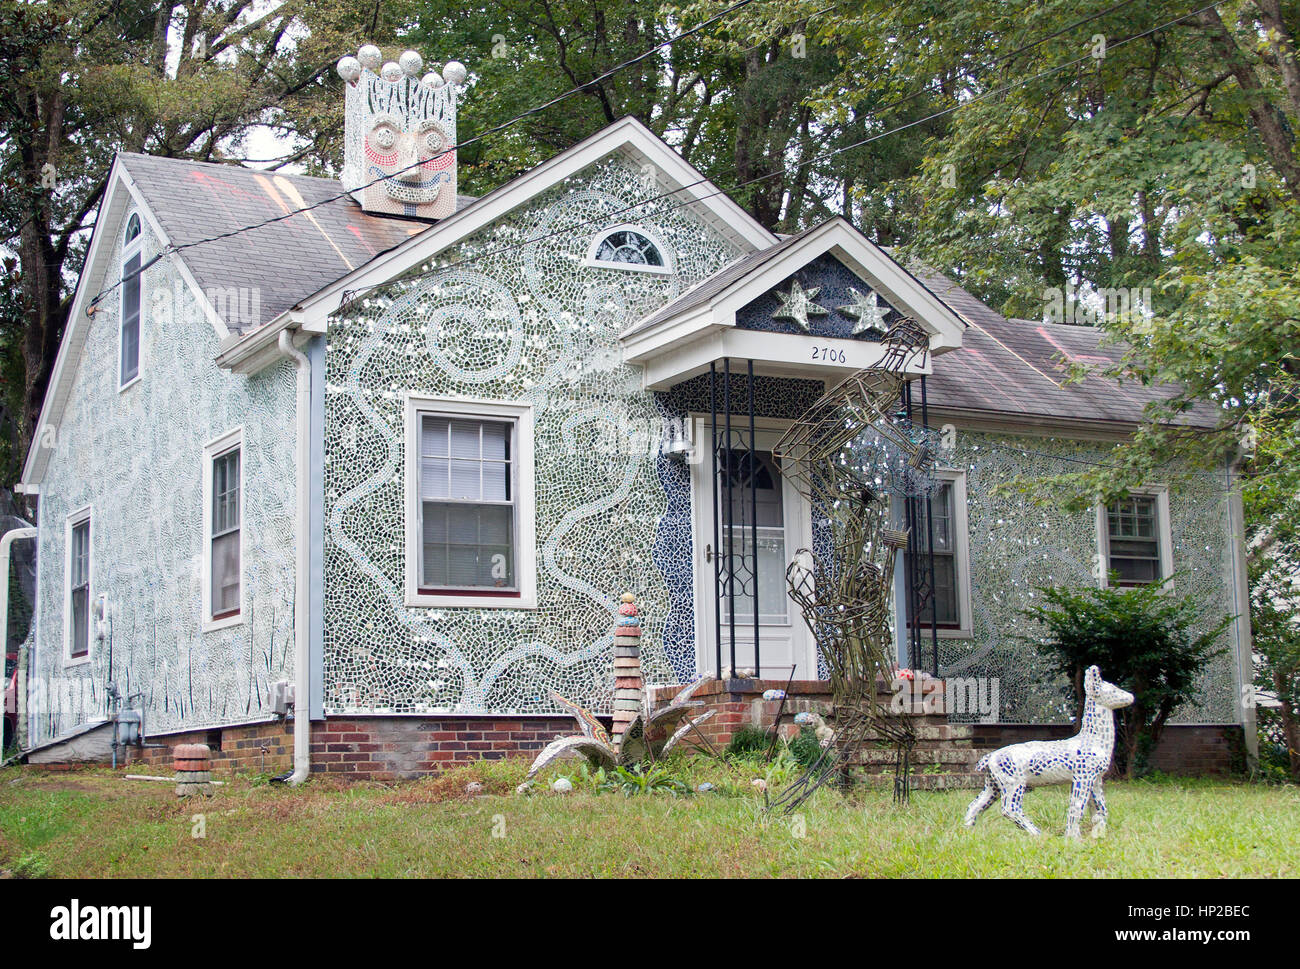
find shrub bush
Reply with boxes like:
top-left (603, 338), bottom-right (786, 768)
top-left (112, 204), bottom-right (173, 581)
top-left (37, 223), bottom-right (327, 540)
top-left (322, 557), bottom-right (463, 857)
top-left (1021, 578), bottom-right (1231, 778)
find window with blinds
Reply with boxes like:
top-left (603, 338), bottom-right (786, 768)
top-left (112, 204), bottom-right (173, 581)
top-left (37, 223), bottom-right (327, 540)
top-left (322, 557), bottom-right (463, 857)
top-left (419, 415), bottom-right (518, 594)
top-left (211, 447), bottom-right (241, 618)
top-left (68, 517), bottom-right (90, 658)
top-left (1106, 495), bottom-right (1163, 586)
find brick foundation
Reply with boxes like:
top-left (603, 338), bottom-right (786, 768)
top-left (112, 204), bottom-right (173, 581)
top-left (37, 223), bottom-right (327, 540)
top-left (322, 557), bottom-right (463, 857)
top-left (25, 701), bottom-right (1247, 779)
top-left (969, 723), bottom-right (1247, 775)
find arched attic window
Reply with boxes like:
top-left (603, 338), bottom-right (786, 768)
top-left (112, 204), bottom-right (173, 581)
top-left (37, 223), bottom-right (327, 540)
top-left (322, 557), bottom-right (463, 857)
top-left (123, 212), bottom-right (142, 246)
top-left (585, 226), bottom-right (672, 274)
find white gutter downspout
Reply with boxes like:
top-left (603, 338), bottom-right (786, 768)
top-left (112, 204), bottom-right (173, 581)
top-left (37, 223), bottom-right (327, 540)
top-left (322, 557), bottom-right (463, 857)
top-left (278, 330), bottom-right (312, 784)
top-left (1226, 449), bottom-right (1258, 765)
top-left (1, 527), bottom-right (38, 755)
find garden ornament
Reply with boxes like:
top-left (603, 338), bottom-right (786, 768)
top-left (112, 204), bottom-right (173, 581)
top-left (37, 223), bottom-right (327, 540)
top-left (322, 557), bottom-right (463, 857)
top-left (964, 665), bottom-right (1134, 838)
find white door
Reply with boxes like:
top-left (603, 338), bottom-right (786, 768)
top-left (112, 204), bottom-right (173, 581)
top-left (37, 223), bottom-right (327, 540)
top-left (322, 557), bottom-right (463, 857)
top-left (691, 420), bottom-right (815, 680)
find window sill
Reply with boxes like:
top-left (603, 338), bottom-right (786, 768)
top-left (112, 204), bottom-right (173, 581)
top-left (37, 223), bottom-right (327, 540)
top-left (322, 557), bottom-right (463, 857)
top-left (203, 610), bottom-right (244, 633)
top-left (406, 590), bottom-right (537, 610)
top-left (118, 374), bottom-right (141, 394)
top-left (64, 653), bottom-right (92, 668)
top-left (906, 626), bottom-right (973, 640)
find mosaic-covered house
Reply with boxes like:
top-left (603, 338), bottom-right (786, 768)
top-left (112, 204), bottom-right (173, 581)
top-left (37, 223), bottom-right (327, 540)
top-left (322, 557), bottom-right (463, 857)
top-left (12, 47), bottom-right (1254, 776)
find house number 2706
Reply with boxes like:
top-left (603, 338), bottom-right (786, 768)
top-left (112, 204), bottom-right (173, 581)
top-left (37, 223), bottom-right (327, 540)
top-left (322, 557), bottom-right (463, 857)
top-left (811, 346), bottom-right (847, 363)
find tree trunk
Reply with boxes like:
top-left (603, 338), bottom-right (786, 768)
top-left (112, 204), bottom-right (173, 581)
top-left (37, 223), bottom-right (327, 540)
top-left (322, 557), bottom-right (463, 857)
top-left (1273, 665), bottom-right (1300, 781)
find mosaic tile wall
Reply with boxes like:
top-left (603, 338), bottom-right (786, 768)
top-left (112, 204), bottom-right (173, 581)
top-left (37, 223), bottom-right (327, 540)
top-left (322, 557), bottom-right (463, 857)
top-left (937, 429), bottom-right (1239, 724)
top-left (322, 155), bottom-right (743, 715)
top-left (28, 220), bottom-right (298, 746)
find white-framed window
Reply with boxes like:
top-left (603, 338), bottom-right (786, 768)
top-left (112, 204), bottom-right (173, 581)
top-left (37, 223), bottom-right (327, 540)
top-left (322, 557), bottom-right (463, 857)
top-left (900, 470), bottom-right (972, 638)
top-left (202, 428), bottom-right (243, 629)
top-left (404, 395), bottom-right (536, 609)
top-left (119, 211), bottom-right (143, 389)
top-left (1097, 487), bottom-right (1173, 588)
top-left (64, 506), bottom-right (92, 664)
top-left (584, 225), bottom-right (672, 274)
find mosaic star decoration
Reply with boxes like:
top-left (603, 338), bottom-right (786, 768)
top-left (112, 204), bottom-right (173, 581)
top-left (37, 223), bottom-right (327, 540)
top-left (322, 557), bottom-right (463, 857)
top-left (838, 286), bottom-right (890, 337)
top-left (771, 280), bottom-right (829, 331)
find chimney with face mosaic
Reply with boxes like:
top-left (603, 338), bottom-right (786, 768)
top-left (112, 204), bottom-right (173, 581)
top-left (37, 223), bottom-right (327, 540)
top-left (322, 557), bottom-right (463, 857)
top-left (336, 45), bottom-right (466, 219)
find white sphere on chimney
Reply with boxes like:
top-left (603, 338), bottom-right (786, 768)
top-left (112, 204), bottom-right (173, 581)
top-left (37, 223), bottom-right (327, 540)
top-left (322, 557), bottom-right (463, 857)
top-left (357, 45), bottom-right (382, 70)
top-left (399, 50), bottom-right (424, 76)
top-left (442, 61), bottom-right (467, 85)
top-left (421, 72), bottom-right (446, 89)
top-left (336, 56), bottom-right (362, 83)
top-left (380, 61), bottom-right (403, 82)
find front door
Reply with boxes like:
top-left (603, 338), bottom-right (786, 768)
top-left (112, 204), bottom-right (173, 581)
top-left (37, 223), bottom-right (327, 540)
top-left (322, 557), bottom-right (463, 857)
top-left (691, 420), bottom-right (815, 679)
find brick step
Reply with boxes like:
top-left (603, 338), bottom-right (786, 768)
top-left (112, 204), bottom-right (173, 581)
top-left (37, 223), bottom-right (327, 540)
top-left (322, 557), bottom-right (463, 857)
top-left (854, 771), bottom-right (987, 791)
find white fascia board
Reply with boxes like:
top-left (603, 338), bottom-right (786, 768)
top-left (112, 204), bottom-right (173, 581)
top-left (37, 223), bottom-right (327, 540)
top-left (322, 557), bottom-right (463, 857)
top-left (283, 116), bottom-right (777, 337)
top-left (638, 327), bottom-right (932, 391)
top-left (22, 161), bottom-right (219, 486)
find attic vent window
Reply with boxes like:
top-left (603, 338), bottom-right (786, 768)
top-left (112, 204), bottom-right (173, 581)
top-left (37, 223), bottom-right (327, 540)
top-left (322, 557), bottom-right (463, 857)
top-left (586, 227), bottom-right (671, 274)
top-left (124, 212), bottom-right (141, 245)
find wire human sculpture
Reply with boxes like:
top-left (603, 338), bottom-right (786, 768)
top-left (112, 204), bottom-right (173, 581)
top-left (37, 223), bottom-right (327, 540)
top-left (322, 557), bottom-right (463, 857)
top-left (768, 319), bottom-right (935, 813)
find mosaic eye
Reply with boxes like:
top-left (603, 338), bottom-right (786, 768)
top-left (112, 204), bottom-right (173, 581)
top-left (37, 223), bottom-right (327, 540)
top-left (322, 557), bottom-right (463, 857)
top-left (423, 129), bottom-right (446, 154)
top-left (371, 126), bottom-right (397, 150)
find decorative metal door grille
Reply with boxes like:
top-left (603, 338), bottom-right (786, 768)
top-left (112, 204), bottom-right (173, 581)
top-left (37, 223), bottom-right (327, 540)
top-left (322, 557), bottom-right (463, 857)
top-left (900, 376), bottom-right (940, 675)
top-left (709, 358), bottom-right (761, 678)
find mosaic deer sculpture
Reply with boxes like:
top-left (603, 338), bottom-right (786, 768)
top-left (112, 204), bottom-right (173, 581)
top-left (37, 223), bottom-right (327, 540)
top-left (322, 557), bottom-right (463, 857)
top-left (963, 666), bottom-right (1134, 838)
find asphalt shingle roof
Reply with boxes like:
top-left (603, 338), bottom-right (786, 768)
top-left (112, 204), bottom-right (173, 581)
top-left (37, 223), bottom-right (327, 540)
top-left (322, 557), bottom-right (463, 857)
top-left (119, 152), bottom-right (475, 332)
top-left (913, 267), bottom-right (1222, 429)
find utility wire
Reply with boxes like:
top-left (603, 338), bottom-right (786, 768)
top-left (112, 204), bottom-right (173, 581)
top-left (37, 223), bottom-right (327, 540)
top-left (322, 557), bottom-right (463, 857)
top-left (85, 0), bottom-right (761, 309)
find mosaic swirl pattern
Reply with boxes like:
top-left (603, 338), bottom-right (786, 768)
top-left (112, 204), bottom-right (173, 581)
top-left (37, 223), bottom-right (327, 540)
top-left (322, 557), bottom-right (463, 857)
top-left (28, 222), bottom-right (298, 745)
top-left (323, 156), bottom-right (741, 715)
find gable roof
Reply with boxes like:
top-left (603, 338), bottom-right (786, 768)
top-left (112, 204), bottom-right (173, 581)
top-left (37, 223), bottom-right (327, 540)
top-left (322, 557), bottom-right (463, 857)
top-left (913, 267), bottom-right (1222, 429)
top-left (118, 153), bottom-right (476, 334)
top-left (624, 220), bottom-right (965, 343)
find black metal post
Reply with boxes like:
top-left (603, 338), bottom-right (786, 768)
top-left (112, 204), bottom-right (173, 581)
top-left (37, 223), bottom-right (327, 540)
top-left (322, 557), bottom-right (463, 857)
top-left (920, 375), bottom-right (939, 677)
top-left (723, 357), bottom-right (736, 676)
top-left (710, 362), bottom-right (722, 679)
top-left (747, 360), bottom-right (759, 677)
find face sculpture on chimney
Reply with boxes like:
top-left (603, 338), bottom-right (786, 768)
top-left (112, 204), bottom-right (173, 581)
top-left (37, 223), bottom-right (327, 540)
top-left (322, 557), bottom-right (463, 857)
top-left (336, 45), bottom-right (467, 219)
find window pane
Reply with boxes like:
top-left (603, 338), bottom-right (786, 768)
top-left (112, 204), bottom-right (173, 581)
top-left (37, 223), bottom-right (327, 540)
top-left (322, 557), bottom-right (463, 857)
top-left (212, 450), bottom-right (240, 536)
top-left (421, 501), bottom-right (515, 589)
top-left (212, 531), bottom-right (240, 614)
top-left (71, 587), bottom-right (89, 657)
top-left (121, 252), bottom-right (141, 384)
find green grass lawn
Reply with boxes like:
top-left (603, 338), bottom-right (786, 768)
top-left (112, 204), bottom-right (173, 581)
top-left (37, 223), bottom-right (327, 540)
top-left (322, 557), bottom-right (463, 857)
top-left (0, 757), bottom-right (1296, 878)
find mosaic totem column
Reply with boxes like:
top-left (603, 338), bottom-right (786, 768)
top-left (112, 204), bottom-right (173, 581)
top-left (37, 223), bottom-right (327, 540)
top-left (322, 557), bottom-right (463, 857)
top-left (612, 592), bottom-right (643, 746)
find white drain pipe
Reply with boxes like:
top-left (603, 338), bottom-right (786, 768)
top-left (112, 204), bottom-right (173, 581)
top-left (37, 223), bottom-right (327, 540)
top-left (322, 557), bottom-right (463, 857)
top-left (1, 526), bottom-right (37, 753)
top-left (278, 330), bottom-right (312, 784)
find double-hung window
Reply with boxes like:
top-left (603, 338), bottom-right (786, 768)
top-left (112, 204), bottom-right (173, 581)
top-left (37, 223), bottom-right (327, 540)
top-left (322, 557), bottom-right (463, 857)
top-left (1100, 490), bottom-right (1172, 587)
top-left (900, 471), bottom-right (971, 637)
top-left (66, 510), bottom-right (92, 661)
top-left (406, 397), bottom-right (536, 608)
top-left (203, 429), bottom-right (243, 627)
top-left (120, 212), bottom-right (143, 388)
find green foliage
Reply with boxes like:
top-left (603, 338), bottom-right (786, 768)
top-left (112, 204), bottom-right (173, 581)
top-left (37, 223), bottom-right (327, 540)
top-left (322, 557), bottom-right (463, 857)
top-left (1021, 580), bottom-right (1232, 778)
top-left (601, 763), bottom-right (690, 797)
top-left (10, 850), bottom-right (50, 879)
top-left (786, 725), bottom-right (825, 769)
top-left (725, 725), bottom-right (773, 758)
